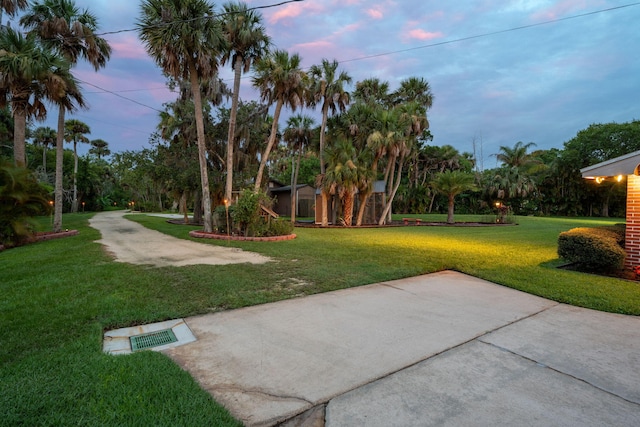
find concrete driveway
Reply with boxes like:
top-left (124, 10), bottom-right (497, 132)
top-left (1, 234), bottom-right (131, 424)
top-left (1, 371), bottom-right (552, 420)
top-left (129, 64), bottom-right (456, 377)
top-left (163, 272), bottom-right (640, 426)
top-left (92, 212), bottom-right (640, 426)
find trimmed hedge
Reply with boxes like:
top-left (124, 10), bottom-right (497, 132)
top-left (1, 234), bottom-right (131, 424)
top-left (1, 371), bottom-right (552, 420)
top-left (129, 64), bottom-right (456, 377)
top-left (558, 224), bottom-right (626, 272)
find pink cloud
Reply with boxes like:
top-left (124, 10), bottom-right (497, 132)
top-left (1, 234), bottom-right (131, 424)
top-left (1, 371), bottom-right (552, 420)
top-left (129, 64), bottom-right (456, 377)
top-left (367, 8), bottom-right (383, 19)
top-left (407, 29), bottom-right (444, 41)
top-left (267, 2), bottom-right (325, 25)
top-left (531, 0), bottom-right (593, 21)
top-left (109, 35), bottom-right (148, 60)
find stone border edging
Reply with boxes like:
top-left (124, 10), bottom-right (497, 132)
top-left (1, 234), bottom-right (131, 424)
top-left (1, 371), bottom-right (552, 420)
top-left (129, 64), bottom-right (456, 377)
top-left (189, 230), bottom-right (296, 242)
top-left (35, 230), bottom-right (79, 241)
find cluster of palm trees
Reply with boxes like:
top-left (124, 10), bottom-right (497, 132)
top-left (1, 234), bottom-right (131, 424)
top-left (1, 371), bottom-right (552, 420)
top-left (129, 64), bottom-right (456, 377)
top-left (0, 0), bottom-right (111, 232)
top-left (138, 0), bottom-right (438, 228)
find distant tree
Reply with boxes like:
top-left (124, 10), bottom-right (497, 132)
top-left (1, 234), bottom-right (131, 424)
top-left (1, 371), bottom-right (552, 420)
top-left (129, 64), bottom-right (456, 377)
top-left (64, 119), bottom-right (89, 212)
top-left (431, 170), bottom-right (478, 224)
top-left (32, 126), bottom-right (57, 175)
top-left (89, 138), bottom-right (110, 159)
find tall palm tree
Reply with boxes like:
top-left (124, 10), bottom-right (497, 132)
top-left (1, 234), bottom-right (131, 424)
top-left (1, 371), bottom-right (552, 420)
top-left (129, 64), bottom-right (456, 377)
top-left (283, 114), bottom-right (314, 223)
top-left (251, 49), bottom-right (305, 191)
top-left (138, 0), bottom-right (225, 232)
top-left (21, 0), bottom-right (110, 230)
top-left (352, 77), bottom-right (390, 107)
top-left (431, 170), bottom-right (478, 224)
top-left (64, 118), bottom-right (89, 212)
top-left (308, 58), bottom-right (351, 226)
top-left (0, 28), bottom-right (70, 167)
top-left (221, 0), bottom-right (270, 203)
top-left (89, 138), bottom-right (109, 159)
top-left (32, 126), bottom-right (57, 174)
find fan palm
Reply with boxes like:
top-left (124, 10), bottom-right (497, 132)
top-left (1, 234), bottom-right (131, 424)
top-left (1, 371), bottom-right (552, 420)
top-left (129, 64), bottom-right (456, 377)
top-left (138, 0), bottom-right (226, 232)
top-left (64, 118), bottom-right (89, 212)
top-left (251, 49), bottom-right (305, 191)
top-left (0, 28), bottom-right (72, 167)
top-left (21, 0), bottom-right (110, 229)
top-left (431, 170), bottom-right (478, 224)
top-left (221, 0), bottom-right (270, 202)
top-left (32, 126), bottom-right (57, 174)
top-left (89, 138), bottom-right (110, 159)
top-left (0, 0), bottom-right (28, 25)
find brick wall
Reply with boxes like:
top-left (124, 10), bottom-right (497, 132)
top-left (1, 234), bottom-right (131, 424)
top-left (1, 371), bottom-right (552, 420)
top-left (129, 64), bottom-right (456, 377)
top-left (625, 174), bottom-right (640, 269)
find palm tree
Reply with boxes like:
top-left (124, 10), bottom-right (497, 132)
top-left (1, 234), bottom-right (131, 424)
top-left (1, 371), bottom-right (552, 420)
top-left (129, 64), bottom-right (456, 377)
top-left (89, 138), bottom-right (109, 159)
top-left (64, 118), bottom-right (89, 212)
top-left (322, 138), bottom-right (363, 227)
top-left (0, 0), bottom-right (27, 26)
top-left (21, 0), bottom-right (110, 230)
top-left (0, 28), bottom-right (70, 167)
top-left (138, 0), bottom-right (225, 232)
top-left (32, 126), bottom-right (57, 174)
top-left (495, 141), bottom-right (539, 169)
top-left (251, 49), bottom-right (305, 191)
top-left (353, 77), bottom-right (390, 107)
top-left (308, 58), bottom-right (351, 226)
top-left (283, 114), bottom-right (314, 222)
top-left (220, 0), bottom-right (270, 203)
top-left (392, 76), bottom-right (434, 109)
top-left (431, 170), bottom-right (478, 224)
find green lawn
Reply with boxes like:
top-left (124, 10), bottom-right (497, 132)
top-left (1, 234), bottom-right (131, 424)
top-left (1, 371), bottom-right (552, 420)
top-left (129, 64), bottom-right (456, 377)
top-left (1, 212), bottom-right (639, 426)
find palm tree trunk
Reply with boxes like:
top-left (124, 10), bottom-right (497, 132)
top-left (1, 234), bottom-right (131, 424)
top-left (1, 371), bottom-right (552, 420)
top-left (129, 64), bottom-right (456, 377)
top-left (355, 192), bottom-right (368, 226)
top-left (190, 62), bottom-right (213, 232)
top-left (290, 146), bottom-right (302, 223)
top-left (42, 145), bottom-right (47, 176)
top-left (321, 191), bottom-right (329, 226)
top-left (72, 140), bottom-right (78, 213)
top-left (378, 152), bottom-right (405, 225)
top-left (447, 194), bottom-right (455, 224)
top-left (13, 111), bottom-right (26, 167)
top-left (53, 105), bottom-right (65, 232)
top-left (343, 189), bottom-right (355, 227)
top-left (225, 57), bottom-right (243, 203)
top-left (254, 99), bottom-right (283, 192)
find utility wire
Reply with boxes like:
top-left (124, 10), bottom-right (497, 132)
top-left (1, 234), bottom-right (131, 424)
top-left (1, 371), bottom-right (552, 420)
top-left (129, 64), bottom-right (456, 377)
top-left (95, 0), bottom-right (304, 36)
top-left (338, 2), bottom-right (640, 64)
top-left (79, 1), bottom-right (639, 116)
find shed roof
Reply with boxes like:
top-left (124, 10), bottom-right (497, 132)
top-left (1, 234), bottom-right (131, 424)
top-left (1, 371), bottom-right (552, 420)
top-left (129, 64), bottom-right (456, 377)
top-left (580, 150), bottom-right (640, 179)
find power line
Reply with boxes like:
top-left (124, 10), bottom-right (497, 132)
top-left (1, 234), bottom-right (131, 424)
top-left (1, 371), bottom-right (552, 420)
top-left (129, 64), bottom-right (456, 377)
top-left (338, 2), bottom-right (640, 64)
top-left (95, 0), bottom-right (304, 37)
top-left (77, 78), bottom-right (165, 113)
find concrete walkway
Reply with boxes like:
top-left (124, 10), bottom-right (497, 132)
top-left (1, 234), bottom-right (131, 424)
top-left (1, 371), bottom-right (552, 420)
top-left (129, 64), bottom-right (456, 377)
top-left (164, 272), bottom-right (640, 426)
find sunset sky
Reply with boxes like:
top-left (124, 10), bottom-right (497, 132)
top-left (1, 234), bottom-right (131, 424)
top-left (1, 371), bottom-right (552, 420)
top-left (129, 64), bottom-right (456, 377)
top-left (10, 0), bottom-right (639, 168)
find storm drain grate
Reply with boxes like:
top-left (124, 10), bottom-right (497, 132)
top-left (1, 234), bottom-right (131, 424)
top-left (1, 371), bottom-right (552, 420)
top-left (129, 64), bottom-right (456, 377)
top-left (130, 329), bottom-right (177, 351)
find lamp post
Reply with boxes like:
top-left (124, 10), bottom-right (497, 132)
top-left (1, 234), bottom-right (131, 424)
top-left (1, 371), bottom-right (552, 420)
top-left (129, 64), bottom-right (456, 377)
top-left (224, 199), bottom-right (230, 239)
top-left (49, 200), bottom-right (54, 226)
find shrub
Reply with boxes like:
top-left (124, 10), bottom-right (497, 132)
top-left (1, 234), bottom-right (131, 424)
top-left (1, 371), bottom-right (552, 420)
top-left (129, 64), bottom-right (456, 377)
top-left (0, 163), bottom-right (50, 248)
top-left (257, 219), bottom-right (294, 237)
top-left (558, 225), bottom-right (626, 272)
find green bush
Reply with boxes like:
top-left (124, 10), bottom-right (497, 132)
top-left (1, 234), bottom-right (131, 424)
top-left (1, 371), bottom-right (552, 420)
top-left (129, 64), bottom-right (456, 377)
top-left (558, 225), bottom-right (626, 272)
top-left (256, 219), bottom-right (294, 237)
top-left (0, 163), bottom-right (50, 248)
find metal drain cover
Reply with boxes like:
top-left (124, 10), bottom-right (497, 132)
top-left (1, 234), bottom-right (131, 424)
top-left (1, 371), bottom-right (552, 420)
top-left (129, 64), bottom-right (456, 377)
top-left (130, 329), bottom-right (178, 351)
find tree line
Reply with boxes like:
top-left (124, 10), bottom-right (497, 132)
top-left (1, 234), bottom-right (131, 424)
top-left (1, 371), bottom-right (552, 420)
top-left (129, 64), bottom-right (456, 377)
top-left (2, 0), bottom-right (638, 235)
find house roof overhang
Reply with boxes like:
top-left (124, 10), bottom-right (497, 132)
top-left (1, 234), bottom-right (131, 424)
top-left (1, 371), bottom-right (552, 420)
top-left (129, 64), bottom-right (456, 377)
top-left (580, 150), bottom-right (640, 179)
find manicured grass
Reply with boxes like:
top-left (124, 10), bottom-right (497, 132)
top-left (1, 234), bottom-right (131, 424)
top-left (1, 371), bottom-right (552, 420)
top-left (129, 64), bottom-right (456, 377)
top-left (1, 212), bottom-right (639, 426)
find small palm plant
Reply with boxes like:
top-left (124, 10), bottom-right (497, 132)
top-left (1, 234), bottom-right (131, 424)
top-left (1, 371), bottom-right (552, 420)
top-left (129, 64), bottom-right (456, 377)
top-left (431, 170), bottom-right (478, 224)
top-left (0, 162), bottom-right (50, 248)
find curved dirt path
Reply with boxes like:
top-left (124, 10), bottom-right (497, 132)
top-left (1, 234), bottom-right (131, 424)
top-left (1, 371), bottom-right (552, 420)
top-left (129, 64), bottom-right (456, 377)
top-left (89, 211), bottom-right (270, 267)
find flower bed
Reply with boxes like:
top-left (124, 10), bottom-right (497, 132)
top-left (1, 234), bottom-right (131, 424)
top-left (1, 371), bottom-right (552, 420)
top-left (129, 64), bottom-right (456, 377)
top-left (189, 230), bottom-right (296, 242)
